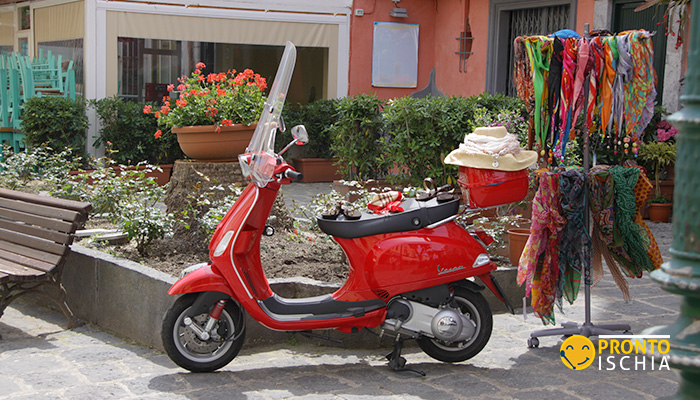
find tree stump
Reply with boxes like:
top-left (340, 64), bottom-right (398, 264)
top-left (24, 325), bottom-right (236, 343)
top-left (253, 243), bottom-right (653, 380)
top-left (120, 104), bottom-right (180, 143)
top-left (165, 160), bottom-right (294, 235)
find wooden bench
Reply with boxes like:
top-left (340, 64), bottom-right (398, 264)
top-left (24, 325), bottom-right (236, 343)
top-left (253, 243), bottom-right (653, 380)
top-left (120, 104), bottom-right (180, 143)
top-left (0, 188), bottom-right (92, 330)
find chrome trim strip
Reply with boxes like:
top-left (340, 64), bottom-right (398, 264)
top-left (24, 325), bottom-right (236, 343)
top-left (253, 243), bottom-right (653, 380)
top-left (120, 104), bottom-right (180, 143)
top-left (229, 186), bottom-right (259, 299)
top-left (426, 215), bottom-right (457, 229)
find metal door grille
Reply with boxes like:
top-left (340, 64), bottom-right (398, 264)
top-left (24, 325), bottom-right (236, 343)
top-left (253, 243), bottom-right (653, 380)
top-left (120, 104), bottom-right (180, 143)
top-left (505, 5), bottom-right (570, 96)
top-left (118, 38), bottom-right (139, 101)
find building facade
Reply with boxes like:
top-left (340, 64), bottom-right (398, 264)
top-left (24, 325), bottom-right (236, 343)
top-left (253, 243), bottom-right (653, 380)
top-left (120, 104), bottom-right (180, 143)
top-left (0, 0), bottom-right (688, 149)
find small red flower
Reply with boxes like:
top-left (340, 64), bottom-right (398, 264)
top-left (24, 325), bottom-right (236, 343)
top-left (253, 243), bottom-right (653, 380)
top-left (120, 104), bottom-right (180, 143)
top-left (196, 62), bottom-right (206, 70)
top-left (143, 105), bottom-right (152, 114)
top-left (167, 84), bottom-right (175, 91)
top-left (154, 130), bottom-right (162, 139)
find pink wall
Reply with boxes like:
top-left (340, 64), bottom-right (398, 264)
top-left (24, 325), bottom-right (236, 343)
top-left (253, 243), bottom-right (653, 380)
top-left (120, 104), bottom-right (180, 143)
top-left (348, 0), bottom-right (598, 99)
top-left (348, 0), bottom-right (437, 98)
top-left (575, 0), bottom-right (596, 35)
top-left (435, 0), bottom-right (484, 97)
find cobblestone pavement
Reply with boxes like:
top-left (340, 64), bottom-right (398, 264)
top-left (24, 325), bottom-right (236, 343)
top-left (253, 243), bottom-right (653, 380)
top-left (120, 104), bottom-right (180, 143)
top-left (0, 183), bottom-right (682, 399)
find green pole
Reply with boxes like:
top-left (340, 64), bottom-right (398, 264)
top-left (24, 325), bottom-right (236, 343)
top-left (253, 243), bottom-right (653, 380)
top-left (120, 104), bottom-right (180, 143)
top-left (643, 3), bottom-right (700, 398)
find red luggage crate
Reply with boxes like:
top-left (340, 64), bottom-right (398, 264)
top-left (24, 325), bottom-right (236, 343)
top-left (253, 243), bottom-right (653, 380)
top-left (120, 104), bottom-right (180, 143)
top-left (457, 166), bottom-right (528, 208)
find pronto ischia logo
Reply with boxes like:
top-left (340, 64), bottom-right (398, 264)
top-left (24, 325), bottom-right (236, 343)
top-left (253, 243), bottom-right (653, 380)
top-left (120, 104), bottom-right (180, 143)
top-left (559, 335), bottom-right (670, 371)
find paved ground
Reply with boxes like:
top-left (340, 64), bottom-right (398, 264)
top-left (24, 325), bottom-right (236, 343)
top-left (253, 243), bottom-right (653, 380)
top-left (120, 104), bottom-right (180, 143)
top-left (0, 183), bottom-right (682, 399)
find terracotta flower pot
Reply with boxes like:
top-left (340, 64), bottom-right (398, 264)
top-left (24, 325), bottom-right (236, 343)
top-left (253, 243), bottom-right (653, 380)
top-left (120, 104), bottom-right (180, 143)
top-left (173, 123), bottom-right (256, 161)
top-left (292, 158), bottom-right (342, 182)
top-left (648, 203), bottom-right (672, 223)
top-left (507, 228), bottom-right (531, 266)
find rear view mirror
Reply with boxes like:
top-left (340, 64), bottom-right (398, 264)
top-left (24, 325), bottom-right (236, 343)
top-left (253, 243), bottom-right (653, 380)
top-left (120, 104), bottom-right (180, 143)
top-left (292, 125), bottom-right (308, 145)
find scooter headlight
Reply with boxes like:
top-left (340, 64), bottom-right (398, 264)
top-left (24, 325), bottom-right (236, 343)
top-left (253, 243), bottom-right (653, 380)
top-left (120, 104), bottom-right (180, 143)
top-left (472, 253), bottom-right (491, 268)
top-left (179, 262), bottom-right (207, 280)
top-left (239, 154), bottom-right (251, 179)
top-left (213, 230), bottom-right (235, 257)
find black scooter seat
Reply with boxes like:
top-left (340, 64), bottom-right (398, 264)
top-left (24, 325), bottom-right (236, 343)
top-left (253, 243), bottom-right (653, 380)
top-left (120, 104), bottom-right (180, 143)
top-left (317, 197), bottom-right (460, 239)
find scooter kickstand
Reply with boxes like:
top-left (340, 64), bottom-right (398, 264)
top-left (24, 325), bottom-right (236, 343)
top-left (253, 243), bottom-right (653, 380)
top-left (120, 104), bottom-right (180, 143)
top-left (386, 337), bottom-right (426, 377)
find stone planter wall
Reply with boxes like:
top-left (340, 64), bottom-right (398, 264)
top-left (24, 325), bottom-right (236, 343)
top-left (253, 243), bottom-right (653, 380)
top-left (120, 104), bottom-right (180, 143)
top-left (36, 246), bottom-right (523, 352)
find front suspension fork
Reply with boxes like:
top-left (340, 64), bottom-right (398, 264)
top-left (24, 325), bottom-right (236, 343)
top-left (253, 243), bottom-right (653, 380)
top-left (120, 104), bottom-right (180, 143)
top-left (184, 299), bottom-right (228, 340)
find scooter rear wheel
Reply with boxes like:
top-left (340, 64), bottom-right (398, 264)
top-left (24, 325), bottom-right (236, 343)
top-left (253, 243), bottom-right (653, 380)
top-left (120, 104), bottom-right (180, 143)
top-left (162, 293), bottom-right (246, 372)
top-left (417, 287), bottom-right (492, 363)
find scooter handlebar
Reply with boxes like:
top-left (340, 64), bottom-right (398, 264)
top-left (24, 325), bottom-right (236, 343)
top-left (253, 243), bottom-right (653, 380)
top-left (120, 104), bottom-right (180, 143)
top-left (284, 169), bottom-right (303, 182)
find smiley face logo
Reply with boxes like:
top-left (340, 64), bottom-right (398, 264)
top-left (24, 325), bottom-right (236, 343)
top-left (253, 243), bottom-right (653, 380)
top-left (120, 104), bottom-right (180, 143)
top-left (560, 335), bottom-right (595, 370)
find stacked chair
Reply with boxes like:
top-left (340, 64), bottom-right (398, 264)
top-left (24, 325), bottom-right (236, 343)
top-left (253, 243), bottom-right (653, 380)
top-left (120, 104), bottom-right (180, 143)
top-left (0, 50), bottom-right (77, 153)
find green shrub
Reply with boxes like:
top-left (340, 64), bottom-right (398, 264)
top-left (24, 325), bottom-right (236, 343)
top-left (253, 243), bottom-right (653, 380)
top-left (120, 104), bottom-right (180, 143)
top-left (330, 93), bottom-right (388, 180)
top-left (279, 99), bottom-right (339, 158)
top-left (114, 168), bottom-right (172, 256)
top-left (639, 141), bottom-right (676, 201)
top-left (55, 159), bottom-right (172, 256)
top-left (21, 96), bottom-right (88, 161)
top-left (91, 96), bottom-right (183, 165)
top-left (0, 145), bottom-right (80, 191)
top-left (469, 92), bottom-right (528, 117)
top-left (382, 96), bottom-right (476, 186)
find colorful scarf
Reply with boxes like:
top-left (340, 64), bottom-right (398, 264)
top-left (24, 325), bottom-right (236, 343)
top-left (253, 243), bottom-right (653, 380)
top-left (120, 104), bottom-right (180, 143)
top-left (626, 30), bottom-right (658, 139)
top-left (548, 38), bottom-right (565, 149)
top-left (572, 38), bottom-right (593, 132)
top-left (588, 166), bottom-right (631, 300)
top-left (587, 39), bottom-right (605, 131)
top-left (513, 36), bottom-right (535, 116)
top-left (517, 172), bottom-right (565, 325)
top-left (628, 166), bottom-right (663, 269)
top-left (524, 36), bottom-right (553, 153)
top-left (558, 169), bottom-right (590, 305)
top-left (613, 33), bottom-right (633, 142)
top-left (556, 38), bottom-right (578, 161)
top-left (610, 166), bottom-right (654, 276)
top-left (602, 37), bottom-right (619, 138)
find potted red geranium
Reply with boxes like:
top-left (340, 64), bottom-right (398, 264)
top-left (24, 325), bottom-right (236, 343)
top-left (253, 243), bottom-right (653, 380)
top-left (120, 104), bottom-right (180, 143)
top-left (144, 62), bottom-right (267, 161)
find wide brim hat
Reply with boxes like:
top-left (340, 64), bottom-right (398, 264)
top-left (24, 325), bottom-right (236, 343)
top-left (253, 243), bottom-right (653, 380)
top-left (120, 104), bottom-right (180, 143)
top-left (444, 126), bottom-right (538, 171)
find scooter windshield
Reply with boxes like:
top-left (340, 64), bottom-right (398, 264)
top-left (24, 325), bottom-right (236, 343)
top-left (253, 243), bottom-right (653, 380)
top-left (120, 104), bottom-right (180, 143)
top-left (244, 41), bottom-right (297, 187)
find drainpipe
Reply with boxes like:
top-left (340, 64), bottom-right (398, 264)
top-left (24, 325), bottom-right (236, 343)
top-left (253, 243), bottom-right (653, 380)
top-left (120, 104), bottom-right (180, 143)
top-left (643, 3), bottom-right (700, 398)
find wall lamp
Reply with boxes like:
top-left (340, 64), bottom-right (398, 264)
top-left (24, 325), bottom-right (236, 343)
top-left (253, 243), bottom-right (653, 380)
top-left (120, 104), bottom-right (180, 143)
top-left (390, 0), bottom-right (408, 18)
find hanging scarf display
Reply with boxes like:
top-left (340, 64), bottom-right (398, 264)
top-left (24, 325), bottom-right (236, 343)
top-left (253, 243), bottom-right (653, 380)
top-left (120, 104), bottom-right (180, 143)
top-left (512, 29), bottom-right (662, 318)
top-left (517, 172), bottom-right (566, 325)
top-left (514, 30), bottom-right (655, 166)
top-left (558, 169), bottom-right (590, 305)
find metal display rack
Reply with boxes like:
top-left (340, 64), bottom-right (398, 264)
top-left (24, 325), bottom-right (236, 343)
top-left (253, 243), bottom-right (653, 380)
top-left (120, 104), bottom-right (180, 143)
top-left (525, 24), bottom-right (633, 347)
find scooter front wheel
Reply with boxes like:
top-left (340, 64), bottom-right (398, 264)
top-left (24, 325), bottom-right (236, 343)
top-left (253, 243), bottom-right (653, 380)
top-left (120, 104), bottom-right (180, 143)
top-left (417, 287), bottom-right (492, 363)
top-left (162, 293), bottom-right (246, 372)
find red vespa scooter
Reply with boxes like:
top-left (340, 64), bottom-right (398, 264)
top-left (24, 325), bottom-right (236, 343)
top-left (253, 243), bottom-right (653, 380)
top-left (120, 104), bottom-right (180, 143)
top-left (161, 42), bottom-right (511, 374)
